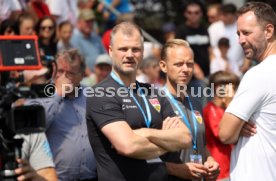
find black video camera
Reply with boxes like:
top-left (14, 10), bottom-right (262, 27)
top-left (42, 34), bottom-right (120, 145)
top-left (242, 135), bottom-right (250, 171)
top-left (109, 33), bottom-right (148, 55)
top-left (0, 36), bottom-right (47, 180)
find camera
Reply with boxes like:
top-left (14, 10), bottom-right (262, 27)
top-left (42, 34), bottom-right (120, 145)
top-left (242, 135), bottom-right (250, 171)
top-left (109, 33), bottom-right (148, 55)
top-left (0, 36), bottom-right (47, 180)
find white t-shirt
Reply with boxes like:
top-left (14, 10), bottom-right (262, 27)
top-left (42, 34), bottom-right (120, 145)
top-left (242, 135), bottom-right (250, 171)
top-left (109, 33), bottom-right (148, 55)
top-left (226, 55), bottom-right (276, 181)
top-left (210, 55), bottom-right (228, 74)
top-left (208, 21), bottom-right (244, 77)
top-left (46, 0), bottom-right (78, 25)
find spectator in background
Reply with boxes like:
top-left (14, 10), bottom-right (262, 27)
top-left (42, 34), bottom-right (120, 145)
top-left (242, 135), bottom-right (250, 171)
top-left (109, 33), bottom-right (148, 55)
top-left (0, 19), bottom-right (16, 35)
top-left (207, 4), bottom-right (221, 25)
top-left (25, 49), bottom-right (97, 181)
top-left (210, 37), bottom-right (231, 74)
top-left (203, 71), bottom-right (240, 180)
top-left (136, 56), bottom-right (161, 87)
top-left (175, 0), bottom-right (211, 108)
top-left (46, 0), bottom-right (78, 25)
top-left (98, 0), bottom-right (133, 29)
top-left (15, 13), bottom-right (36, 35)
top-left (208, 3), bottom-right (245, 77)
top-left (81, 54), bottom-right (112, 86)
top-left (161, 22), bottom-right (176, 44)
top-left (72, 9), bottom-right (106, 72)
top-left (57, 21), bottom-right (74, 52)
top-left (36, 16), bottom-right (57, 58)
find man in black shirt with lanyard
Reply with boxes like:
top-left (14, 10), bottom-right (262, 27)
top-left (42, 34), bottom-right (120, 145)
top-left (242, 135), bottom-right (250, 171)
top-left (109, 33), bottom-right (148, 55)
top-left (86, 22), bottom-right (192, 181)
top-left (159, 39), bottom-right (220, 181)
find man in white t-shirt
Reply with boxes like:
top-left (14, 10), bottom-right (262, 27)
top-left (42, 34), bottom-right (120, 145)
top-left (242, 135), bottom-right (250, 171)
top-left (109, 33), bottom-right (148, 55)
top-left (219, 2), bottom-right (276, 181)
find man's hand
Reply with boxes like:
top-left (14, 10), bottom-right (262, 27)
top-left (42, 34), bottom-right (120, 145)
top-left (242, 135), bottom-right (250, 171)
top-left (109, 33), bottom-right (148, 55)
top-left (240, 122), bottom-right (257, 137)
top-left (15, 159), bottom-right (45, 181)
top-left (54, 73), bottom-right (73, 97)
top-left (166, 162), bottom-right (208, 180)
top-left (162, 116), bottom-right (180, 130)
top-left (204, 158), bottom-right (220, 181)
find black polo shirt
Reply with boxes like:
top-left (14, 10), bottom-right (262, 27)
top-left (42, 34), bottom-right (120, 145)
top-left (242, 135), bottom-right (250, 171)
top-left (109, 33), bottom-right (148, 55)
top-left (86, 75), bottom-right (175, 181)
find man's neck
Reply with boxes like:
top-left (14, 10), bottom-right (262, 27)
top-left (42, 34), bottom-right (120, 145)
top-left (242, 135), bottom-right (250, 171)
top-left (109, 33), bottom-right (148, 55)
top-left (186, 21), bottom-right (200, 29)
top-left (113, 70), bottom-right (136, 87)
top-left (165, 79), bottom-right (187, 101)
top-left (259, 39), bottom-right (276, 61)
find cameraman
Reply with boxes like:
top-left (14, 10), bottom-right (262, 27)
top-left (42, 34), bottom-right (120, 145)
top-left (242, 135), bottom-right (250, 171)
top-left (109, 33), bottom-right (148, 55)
top-left (0, 73), bottom-right (58, 181)
top-left (13, 133), bottom-right (58, 181)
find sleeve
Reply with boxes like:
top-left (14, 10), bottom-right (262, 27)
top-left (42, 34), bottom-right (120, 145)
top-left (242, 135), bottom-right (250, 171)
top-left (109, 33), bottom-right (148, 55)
top-left (225, 70), bottom-right (267, 121)
top-left (27, 133), bottom-right (55, 170)
top-left (86, 91), bottom-right (125, 129)
top-left (159, 93), bottom-right (176, 119)
top-left (25, 95), bottom-right (63, 129)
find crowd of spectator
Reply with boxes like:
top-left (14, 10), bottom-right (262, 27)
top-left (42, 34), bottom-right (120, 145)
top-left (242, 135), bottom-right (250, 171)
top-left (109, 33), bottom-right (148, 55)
top-left (1, 0), bottom-right (276, 181)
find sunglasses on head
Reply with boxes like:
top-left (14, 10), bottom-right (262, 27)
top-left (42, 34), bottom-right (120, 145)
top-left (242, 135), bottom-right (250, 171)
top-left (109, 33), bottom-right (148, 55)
top-left (40, 26), bottom-right (54, 31)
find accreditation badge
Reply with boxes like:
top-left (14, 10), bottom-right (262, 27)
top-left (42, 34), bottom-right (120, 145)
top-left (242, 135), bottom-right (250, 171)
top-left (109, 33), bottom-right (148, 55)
top-left (149, 98), bottom-right (161, 112)
top-left (193, 110), bottom-right (203, 124)
top-left (190, 153), bottom-right (203, 164)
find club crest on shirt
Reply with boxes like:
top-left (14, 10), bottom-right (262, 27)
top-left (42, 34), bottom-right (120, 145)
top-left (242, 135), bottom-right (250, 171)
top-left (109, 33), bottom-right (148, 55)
top-left (149, 98), bottom-right (161, 112)
top-left (193, 110), bottom-right (203, 124)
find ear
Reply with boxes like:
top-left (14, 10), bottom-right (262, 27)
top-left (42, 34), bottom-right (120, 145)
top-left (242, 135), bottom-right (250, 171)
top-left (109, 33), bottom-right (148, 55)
top-left (159, 60), bottom-right (167, 73)
top-left (108, 45), bottom-right (112, 56)
top-left (265, 24), bottom-right (274, 40)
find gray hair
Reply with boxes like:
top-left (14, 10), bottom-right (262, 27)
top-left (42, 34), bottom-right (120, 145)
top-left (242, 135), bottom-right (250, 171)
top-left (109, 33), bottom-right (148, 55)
top-left (56, 48), bottom-right (86, 73)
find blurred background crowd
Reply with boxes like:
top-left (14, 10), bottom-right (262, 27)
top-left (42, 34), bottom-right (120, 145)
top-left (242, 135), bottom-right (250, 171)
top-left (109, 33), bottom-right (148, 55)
top-left (1, 0), bottom-right (275, 95)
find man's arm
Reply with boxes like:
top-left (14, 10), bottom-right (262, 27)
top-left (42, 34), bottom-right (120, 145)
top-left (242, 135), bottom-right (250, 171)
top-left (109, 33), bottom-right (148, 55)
top-left (219, 112), bottom-right (245, 144)
top-left (15, 159), bottom-right (57, 181)
top-left (101, 121), bottom-right (168, 160)
top-left (135, 117), bottom-right (192, 152)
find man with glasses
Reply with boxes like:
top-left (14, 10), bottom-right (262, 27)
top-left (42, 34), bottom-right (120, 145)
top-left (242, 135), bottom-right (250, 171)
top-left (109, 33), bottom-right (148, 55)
top-left (26, 49), bottom-right (97, 181)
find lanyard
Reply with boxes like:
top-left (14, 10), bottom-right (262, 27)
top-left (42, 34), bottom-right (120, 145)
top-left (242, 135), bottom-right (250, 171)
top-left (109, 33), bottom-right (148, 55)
top-left (163, 87), bottom-right (198, 151)
top-left (110, 72), bottom-right (152, 128)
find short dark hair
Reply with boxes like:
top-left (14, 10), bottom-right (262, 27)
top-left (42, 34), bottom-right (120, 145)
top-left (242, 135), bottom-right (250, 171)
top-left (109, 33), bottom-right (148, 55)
top-left (238, 2), bottom-right (276, 36)
top-left (221, 3), bottom-right (237, 15)
top-left (218, 37), bottom-right (230, 47)
top-left (209, 71), bottom-right (240, 91)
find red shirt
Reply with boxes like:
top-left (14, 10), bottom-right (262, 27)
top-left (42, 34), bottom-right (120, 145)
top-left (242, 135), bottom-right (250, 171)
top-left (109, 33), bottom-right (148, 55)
top-left (101, 29), bottom-right (112, 52)
top-left (203, 101), bottom-right (233, 180)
